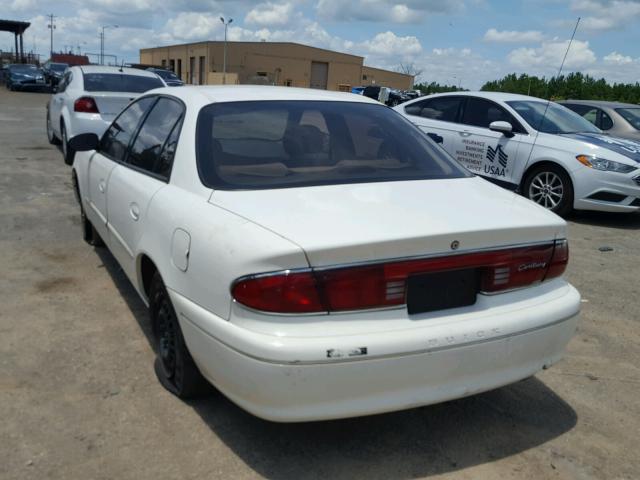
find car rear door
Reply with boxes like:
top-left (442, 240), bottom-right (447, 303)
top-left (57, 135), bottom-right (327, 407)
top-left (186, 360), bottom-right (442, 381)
top-left (450, 97), bottom-right (525, 188)
top-left (400, 96), bottom-right (464, 155)
top-left (106, 96), bottom-right (184, 281)
top-left (87, 97), bottom-right (155, 244)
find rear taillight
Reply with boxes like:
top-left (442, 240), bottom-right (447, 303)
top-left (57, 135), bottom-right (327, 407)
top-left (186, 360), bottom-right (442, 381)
top-left (231, 240), bottom-right (569, 314)
top-left (74, 96), bottom-right (99, 113)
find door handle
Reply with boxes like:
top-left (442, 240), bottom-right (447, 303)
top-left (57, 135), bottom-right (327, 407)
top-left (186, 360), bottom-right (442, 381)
top-left (129, 203), bottom-right (140, 221)
top-left (98, 180), bottom-right (106, 193)
top-left (459, 131), bottom-right (472, 137)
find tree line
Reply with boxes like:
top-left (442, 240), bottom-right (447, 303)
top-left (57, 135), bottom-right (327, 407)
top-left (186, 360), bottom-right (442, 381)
top-left (413, 73), bottom-right (640, 104)
top-left (481, 73), bottom-right (640, 104)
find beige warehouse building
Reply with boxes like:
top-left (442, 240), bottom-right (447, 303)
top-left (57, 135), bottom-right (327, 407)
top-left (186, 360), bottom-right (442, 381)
top-left (139, 41), bottom-right (414, 91)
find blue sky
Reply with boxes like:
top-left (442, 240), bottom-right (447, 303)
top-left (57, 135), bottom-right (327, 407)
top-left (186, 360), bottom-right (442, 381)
top-left (3, 0), bottom-right (639, 89)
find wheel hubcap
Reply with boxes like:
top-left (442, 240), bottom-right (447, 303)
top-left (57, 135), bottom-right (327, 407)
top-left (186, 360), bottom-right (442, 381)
top-left (529, 171), bottom-right (564, 209)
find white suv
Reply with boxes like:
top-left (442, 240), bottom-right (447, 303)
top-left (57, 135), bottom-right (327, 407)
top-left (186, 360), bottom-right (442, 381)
top-left (395, 91), bottom-right (640, 215)
top-left (46, 66), bottom-right (165, 165)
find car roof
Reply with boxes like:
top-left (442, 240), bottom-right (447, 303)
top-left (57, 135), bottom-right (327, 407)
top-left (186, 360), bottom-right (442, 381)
top-left (74, 65), bottom-right (161, 78)
top-left (421, 91), bottom-right (544, 102)
top-left (559, 99), bottom-right (640, 108)
top-left (142, 85), bottom-right (382, 105)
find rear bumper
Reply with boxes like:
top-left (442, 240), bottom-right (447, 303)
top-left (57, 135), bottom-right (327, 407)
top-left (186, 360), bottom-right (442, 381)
top-left (171, 281), bottom-right (580, 422)
top-left (67, 114), bottom-right (113, 139)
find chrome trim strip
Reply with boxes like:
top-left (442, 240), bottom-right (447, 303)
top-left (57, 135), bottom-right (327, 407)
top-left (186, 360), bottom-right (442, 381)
top-left (180, 311), bottom-right (578, 366)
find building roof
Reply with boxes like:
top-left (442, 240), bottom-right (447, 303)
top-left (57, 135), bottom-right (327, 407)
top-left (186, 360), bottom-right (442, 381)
top-left (140, 41), bottom-right (364, 60)
top-left (0, 19), bottom-right (30, 35)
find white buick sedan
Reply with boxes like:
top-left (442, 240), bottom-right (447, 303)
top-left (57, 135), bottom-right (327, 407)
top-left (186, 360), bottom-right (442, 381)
top-left (69, 86), bottom-right (580, 422)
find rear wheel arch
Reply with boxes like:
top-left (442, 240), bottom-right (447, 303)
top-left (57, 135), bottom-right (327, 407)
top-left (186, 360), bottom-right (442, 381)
top-left (139, 254), bottom-right (159, 303)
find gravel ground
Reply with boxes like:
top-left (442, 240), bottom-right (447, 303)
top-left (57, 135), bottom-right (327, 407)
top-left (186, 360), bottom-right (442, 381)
top-left (1, 87), bottom-right (638, 480)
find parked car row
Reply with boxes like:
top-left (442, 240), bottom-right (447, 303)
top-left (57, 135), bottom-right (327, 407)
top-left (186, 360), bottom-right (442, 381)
top-left (41, 69), bottom-right (639, 423)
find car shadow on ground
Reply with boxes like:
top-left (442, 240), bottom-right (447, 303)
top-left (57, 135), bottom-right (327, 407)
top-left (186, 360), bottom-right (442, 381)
top-left (568, 209), bottom-right (640, 230)
top-left (95, 247), bottom-right (577, 480)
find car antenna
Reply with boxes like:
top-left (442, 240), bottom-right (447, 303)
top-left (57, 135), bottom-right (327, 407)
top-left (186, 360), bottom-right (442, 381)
top-left (523, 17), bottom-right (581, 174)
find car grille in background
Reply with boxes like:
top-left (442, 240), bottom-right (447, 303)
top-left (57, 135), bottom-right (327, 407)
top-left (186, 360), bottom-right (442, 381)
top-left (634, 175), bottom-right (640, 186)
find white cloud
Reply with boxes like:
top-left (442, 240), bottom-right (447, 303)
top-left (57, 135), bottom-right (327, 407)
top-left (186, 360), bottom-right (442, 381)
top-left (316, 0), bottom-right (464, 23)
top-left (245, 2), bottom-right (295, 27)
top-left (570, 0), bottom-right (640, 31)
top-left (508, 39), bottom-right (597, 71)
top-left (483, 28), bottom-right (545, 43)
top-left (603, 51), bottom-right (634, 65)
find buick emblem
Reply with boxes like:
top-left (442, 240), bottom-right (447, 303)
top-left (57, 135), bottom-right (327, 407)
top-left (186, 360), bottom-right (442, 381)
top-left (450, 240), bottom-right (460, 250)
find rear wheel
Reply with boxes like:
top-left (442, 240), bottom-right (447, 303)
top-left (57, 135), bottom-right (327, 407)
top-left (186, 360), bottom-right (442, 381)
top-left (150, 272), bottom-right (206, 398)
top-left (523, 164), bottom-right (573, 216)
top-left (46, 110), bottom-right (61, 145)
top-left (61, 122), bottom-right (75, 165)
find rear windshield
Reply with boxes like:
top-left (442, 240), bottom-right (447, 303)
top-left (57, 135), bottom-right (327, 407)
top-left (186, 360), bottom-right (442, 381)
top-left (196, 100), bottom-right (470, 190)
top-left (154, 70), bottom-right (180, 81)
top-left (82, 73), bottom-right (163, 93)
top-left (616, 108), bottom-right (640, 130)
top-left (50, 63), bottom-right (68, 71)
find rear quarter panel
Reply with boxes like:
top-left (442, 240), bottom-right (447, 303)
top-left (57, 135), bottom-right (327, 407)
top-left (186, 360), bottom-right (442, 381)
top-left (139, 186), bottom-right (309, 320)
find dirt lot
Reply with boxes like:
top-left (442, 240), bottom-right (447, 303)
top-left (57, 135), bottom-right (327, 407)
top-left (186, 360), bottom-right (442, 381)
top-left (1, 87), bottom-right (638, 480)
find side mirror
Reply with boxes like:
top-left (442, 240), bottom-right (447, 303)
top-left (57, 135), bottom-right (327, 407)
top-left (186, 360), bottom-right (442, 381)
top-left (69, 133), bottom-right (99, 152)
top-left (489, 121), bottom-right (514, 137)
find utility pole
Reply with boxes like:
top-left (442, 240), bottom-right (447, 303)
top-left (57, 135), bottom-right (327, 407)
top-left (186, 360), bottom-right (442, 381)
top-left (220, 17), bottom-right (233, 84)
top-left (47, 14), bottom-right (56, 60)
top-left (100, 25), bottom-right (118, 65)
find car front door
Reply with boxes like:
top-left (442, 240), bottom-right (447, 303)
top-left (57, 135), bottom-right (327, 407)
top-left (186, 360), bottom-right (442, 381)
top-left (49, 71), bottom-right (71, 137)
top-left (106, 96), bottom-right (184, 281)
top-left (401, 96), bottom-right (464, 155)
top-left (87, 97), bottom-right (156, 245)
top-left (450, 97), bottom-right (525, 188)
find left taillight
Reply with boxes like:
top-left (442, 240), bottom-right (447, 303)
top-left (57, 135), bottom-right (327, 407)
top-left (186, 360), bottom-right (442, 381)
top-left (74, 96), bottom-right (99, 113)
top-left (231, 240), bottom-right (570, 314)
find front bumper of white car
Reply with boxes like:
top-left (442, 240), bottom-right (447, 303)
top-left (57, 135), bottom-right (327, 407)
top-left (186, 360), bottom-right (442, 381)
top-left (572, 167), bottom-right (640, 212)
top-left (170, 279), bottom-right (580, 422)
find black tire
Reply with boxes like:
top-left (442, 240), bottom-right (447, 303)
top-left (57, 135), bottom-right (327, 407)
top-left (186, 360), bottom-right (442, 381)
top-left (149, 272), bottom-right (206, 398)
top-left (523, 164), bottom-right (573, 217)
top-left (61, 122), bottom-right (75, 165)
top-left (74, 174), bottom-right (105, 247)
top-left (46, 109), bottom-right (61, 145)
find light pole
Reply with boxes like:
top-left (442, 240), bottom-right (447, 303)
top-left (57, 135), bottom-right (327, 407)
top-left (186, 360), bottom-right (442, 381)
top-left (47, 14), bottom-right (56, 60)
top-left (220, 17), bottom-right (232, 84)
top-left (100, 25), bottom-right (118, 65)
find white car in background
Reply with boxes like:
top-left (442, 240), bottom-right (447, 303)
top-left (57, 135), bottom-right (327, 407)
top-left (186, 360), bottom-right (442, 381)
top-left (395, 92), bottom-right (640, 215)
top-left (46, 66), bottom-right (165, 165)
top-left (69, 86), bottom-right (580, 422)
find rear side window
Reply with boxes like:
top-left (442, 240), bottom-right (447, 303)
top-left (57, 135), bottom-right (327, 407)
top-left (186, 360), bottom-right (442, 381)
top-left (404, 97), bottom-right (462, 122)
top-left (100, 97), bottom-right (155, 161)
top-left (461, 97), bottom-right (522, 131)
top-left (616, 108), bottom-right (640, 130)
top-left (126, 98), bottom-right (184, 180)
top-left (196, 100), bottom-right (470, 190)
top-left (83, 73), bottom-right (163, 93)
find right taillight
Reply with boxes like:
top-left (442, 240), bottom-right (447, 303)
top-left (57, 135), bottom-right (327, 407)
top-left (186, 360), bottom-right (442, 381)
top-left (231, 240), bottom-right (570, 314)
top-left (74, 96), bottom-right (99, 113)
top-left (545, 239), bottom-right (569, 280)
